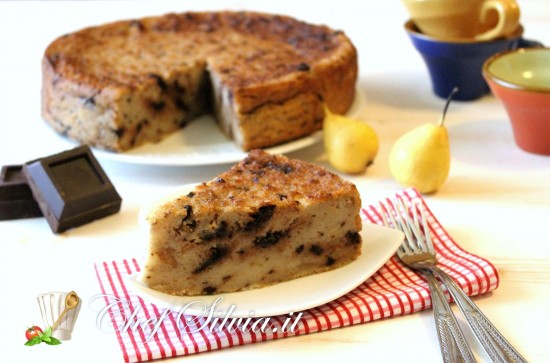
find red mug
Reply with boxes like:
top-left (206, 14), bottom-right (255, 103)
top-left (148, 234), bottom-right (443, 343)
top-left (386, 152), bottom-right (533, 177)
top-left (483, 47), bottom-right (550, 155)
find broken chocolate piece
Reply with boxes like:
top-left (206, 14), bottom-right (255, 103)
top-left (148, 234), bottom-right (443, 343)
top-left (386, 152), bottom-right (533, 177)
top-left (253, 230), bottom-right (286, 248)
top-left (22, 146), bottom-right (122, 233)
top-left (0, 165), bottom-right (43, 220)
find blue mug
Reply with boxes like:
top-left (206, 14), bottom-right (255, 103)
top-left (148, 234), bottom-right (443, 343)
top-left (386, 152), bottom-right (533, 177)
top-left (405, 20), bottom-right (543, 101)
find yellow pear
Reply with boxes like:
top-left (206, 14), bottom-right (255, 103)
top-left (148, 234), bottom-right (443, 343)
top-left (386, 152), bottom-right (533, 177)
top-left (323, 106), bottom-right (379, 174)
top-left (389, 88), bottom-right (457, 194)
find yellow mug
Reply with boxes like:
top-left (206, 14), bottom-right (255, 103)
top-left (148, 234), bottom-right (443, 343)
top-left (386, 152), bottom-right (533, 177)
top-left (401, 0), bottom-right (520, 41)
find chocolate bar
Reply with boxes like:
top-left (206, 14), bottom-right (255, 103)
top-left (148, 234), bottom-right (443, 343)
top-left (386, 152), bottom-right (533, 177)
top-left (0, 165), bottom-right (43, 220)
top-left (23, 145), bottom-right (122, 233)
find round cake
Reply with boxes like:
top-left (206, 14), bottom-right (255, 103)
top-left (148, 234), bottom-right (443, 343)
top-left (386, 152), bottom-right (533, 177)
top-left (41, 11), bottom-right (358, 152)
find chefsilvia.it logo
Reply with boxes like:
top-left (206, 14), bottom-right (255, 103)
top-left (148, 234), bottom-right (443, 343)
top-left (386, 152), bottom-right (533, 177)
top-left (90, 294), bottom-right (303, 343)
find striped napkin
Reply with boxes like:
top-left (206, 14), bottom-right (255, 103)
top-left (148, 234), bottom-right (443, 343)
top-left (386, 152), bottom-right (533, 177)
top-left (93, 188), bottom-right (499, 363)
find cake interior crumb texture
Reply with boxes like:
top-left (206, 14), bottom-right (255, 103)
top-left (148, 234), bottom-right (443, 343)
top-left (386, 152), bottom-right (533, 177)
top-left (142, 149), bottom-right (363, 296)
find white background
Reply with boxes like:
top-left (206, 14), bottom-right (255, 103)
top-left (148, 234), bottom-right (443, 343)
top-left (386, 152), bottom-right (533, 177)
top-left (1, 1), bottom-right (549, 362)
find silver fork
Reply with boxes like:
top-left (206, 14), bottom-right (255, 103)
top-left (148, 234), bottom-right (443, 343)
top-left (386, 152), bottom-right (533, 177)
top-left (381, 197), bottom-right (528, 363)
top-left (380, 198), bottom-right (476, 363)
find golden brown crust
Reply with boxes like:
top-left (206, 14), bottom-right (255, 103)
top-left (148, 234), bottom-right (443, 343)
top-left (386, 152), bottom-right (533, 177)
top-left (42, 11), bottom-right (357, 151)
top-left (150, 149), bottom-right (360, 218)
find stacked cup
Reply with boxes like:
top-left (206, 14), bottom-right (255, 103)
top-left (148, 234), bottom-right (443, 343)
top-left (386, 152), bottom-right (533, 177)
top-left (403, 0), bottom-right (520, 41)
top-left (402, 0), bottom-right (541, 100)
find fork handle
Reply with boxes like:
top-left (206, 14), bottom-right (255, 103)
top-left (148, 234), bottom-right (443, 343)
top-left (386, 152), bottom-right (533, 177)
top-left (424, 270), bottom-right (478, 363)
top-left (432, 267), bottom-right (528, 363)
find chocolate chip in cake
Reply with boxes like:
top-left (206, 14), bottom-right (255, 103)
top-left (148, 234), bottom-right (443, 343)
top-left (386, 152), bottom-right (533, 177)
top-left (182, 205), bottom-right (193, 220)
top-left (148, 73), bottom-right (168, 92)
top-left (326, 256), bottom-right (336, 266)
top-left (199, 220), bottom-right (229, 241)
top-left (185, 219), bottom-right (197, 232)
top-left (295, 244), bottom-right (304, 254)
top-left (265, 161), bottom-right (293, 174)
top-left (253, 230), bottom-right (286, 248)
top-left (149, 100), bottom-right (166, 111)
top-left (174, 80), bottom-right (187, 94)
top-left (345, 231), bottom-right (361, 244)
top-left (131, 120), bottom-right (147, 146)
top-left (175, 98), bottom-right (189, 111)
top-left (309, 244), bottom-right (324, 256)
top-left (202, 286), bottom-right (217, 295)
top-left (175, 205), bottom-right (196, 234)
top-left (84, 96), bottom-right (96, 107)
top-left (296, 62), bottom-right (310, 71)
top-left (245, 204), bottom-right (276, 231)
top-left (193, 245), bottom-right (229, 274)
top-left (114, 127), bottom-right (125, 138)
top-left (177, 117), bottom-right (189, 128)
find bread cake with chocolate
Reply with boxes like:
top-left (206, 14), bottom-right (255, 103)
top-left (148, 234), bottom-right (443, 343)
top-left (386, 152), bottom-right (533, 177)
top-left (142, 150), bottom-right (362, 296)
top-left (42, 11), bottom-right (357, 151)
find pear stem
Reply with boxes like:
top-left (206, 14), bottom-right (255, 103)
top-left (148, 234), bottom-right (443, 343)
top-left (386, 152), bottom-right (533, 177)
top-left (438, 87), bottom-right (459, 126)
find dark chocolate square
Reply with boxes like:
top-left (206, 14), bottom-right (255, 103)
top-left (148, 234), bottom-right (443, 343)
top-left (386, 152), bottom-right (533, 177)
top-left (0, 165), bottom-right (43, 220)
top-left (23, 145), bottom-right (122, 233)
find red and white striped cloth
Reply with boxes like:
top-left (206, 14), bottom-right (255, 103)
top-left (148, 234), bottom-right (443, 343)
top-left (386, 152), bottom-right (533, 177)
top-left (93, 188), bottom-right (499, 362)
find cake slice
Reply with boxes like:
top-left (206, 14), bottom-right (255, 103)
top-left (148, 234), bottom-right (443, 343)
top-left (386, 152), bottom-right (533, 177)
top-left (141, 149), bottom-right (363, 296)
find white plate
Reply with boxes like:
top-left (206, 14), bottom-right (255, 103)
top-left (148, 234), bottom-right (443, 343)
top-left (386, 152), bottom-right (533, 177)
top-left (49, 89), bottom-right (364, 166)
top-left (128, 222), bottom-right (403, 318)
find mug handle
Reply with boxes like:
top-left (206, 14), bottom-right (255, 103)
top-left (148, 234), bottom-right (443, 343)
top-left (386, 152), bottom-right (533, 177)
top-left (475, 0), bottom-right (520, 41)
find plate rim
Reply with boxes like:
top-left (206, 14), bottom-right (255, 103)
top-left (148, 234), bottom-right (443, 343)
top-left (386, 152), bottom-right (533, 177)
top-left (92, 129), bottom-right (324, 166)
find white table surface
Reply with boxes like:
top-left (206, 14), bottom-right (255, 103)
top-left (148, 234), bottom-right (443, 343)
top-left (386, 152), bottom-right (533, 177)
top-left (1, 1), bottom-right (549, 362)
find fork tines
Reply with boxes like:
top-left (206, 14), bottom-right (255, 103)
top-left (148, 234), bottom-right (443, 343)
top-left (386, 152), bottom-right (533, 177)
top-left (379, 196), bottom-right (434, 255)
